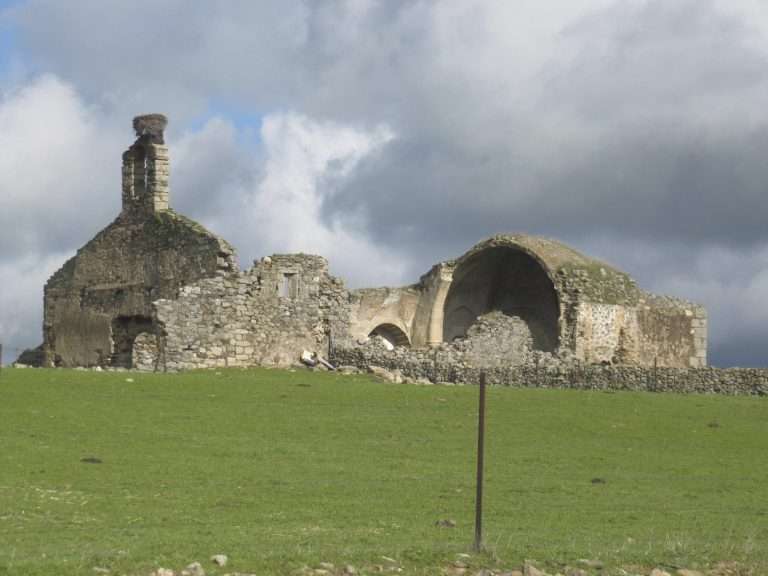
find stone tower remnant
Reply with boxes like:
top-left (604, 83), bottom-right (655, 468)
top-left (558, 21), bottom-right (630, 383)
top-left (122, 113), bottom-right (170, 215)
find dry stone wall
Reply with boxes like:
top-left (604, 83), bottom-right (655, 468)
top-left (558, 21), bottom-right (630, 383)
top-left (331, 344), bottom-right (768, 396)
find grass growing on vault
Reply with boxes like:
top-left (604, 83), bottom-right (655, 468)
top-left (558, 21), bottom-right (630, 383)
top-left (0, 367), bottom-right (766, 575)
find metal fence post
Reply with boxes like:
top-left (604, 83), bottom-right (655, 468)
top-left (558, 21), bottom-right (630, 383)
top-left (474, 371), bottom-right (487, 551)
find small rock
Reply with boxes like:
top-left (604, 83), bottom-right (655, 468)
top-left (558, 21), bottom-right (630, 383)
top-left (564, 568), bottom-right (587, 576)
top-left (210, 554), bottom-right (228, 567)
top-left (576, 559), bottom-right (603, 570)
top-left (499, 571), bottom-right (523, 576)
top-left (318, 562), bottom-right (335, 571)
top-left (92, 568), bottom-right (110, 574)
top-left (436, 518), bottom-right (457, 528)
top-left (343, 565), bottom-right (358, 575)
top-left (312, 571), bottom-right (331, 576)
top-left (676, 571), bottom-right (704, 576)
top-left (181, 562), bottom-right (205, 576)
top-left (650, 570), bottom-right (671, 576)
top-left (474, 569), bottom-right (494, 576)
top-left (381, 556), bottom-right (398, 565)
top-left (125, 378), bottom-right (134, 383)
top-left (367, 366), bottom-right (402, 383)
top-left (152, 569), bottom-right (175, 576)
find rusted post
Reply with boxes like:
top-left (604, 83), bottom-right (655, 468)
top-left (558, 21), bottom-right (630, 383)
top-left (474, 371), bottom-right (487, 551)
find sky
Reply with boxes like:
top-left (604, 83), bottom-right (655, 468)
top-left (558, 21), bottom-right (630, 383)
top-left (1, 0), bottom-right (768, 367)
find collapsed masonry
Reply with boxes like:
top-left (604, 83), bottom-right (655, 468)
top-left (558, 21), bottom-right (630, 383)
top-left (40, 114), bottom-right (708, 375)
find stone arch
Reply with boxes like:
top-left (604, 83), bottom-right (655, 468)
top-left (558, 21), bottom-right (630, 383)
top-left (368, 323), bottom-right (411, 347)
top-left (442, 245), bottom-right (559, 351)
top-left (111, 315), bottom-right (154, 368)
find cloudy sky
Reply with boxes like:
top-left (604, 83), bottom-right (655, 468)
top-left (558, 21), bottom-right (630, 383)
top-left (1, 0), bottom-right (768, 367)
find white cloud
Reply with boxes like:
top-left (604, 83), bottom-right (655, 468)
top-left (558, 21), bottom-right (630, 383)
top-left (248, 112), bottom-right (402, 286)
top-left (0, 253), bottom-right (66, 361)
top-left (0, 75), bottom-right (122, 254)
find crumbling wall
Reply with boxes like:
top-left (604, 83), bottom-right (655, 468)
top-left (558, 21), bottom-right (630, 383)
top-left (572, 296), bottom-right (707, 368)
top-left (44, 212), bottom-right (236, 367)
top-left (43, 114), bottom-right (236, 368)
top-left (348, 286), bottom-right (421, 345)
top-left (145, 254), bottom-right (350, 371)
top-left (456, 311), bottom-right (534, 368)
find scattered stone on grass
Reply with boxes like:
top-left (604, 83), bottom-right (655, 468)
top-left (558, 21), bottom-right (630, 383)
top-left (650, 569), bottom-right (672, 576)
top-left (564, 568), bottom-right (587, 576)
top-left (367, 366), bottom-right (404, 383)
top-left (181, 562), bottom-right (205, 576)
top-left (342, 564), bottom-right (358, 575)
top-left (524, 562), bottom-right (545, 576)
top-left (210, 554), bottom-right (228, 567)
top-left (576, 559), bottom-right (603, 570)
top-left (151, 569), bottom-right (175, 576)
top-left (677, 570), bottom-right (704, 576)
top-left (337, 365), bottom-right (360, 374)
top-left (435, 518), bottom-right (457, 528)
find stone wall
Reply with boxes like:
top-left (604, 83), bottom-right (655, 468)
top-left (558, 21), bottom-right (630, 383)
top-left (44, 211), bottom-right (236, 367)
top-left (344, 234), bottom-right (707, 369)
top-left (331, 344), bottom-right (768, 396)
top-left (348, 285), bottom-right (421, 344)
top-left (144, 254), bottom-right (350, 371)
top-left (43, 115), bottom-right (236, 368)
top-left (573, 297), bottom-right (707, 368)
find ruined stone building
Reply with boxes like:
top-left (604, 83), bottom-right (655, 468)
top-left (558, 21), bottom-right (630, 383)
top-left (41, 115), bottom-right (707, 373)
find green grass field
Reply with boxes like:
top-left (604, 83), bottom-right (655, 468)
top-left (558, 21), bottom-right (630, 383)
top-left (0, 367), bottom-right (766, 576)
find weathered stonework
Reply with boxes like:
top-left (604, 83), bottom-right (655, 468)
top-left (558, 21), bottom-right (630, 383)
top-left (330, 344), bottom-right (768, 396)
top-left (144, 254), bottom-right (349, 371)
top-left (37, 113), bottom-right (711, 381)
top-left (43, 115), bottom-right (237, 368)
top-left (348, 234), bottom-right (707, 369)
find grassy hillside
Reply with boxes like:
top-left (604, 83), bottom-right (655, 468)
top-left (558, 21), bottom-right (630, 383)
top-left (0, 367), bottom-right (766, 575)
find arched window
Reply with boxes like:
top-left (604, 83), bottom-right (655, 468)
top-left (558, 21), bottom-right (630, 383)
top-left (368, 323), bottom-right (411, 348)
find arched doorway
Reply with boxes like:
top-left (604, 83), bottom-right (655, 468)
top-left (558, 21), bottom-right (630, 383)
top-left (442, 246), bottom-right (559, 351)
top-left (111, 315), bottom-right (154, 368)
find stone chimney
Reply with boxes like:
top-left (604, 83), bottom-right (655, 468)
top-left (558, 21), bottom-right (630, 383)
top-left (122, 114), bottom-right (170, 216)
